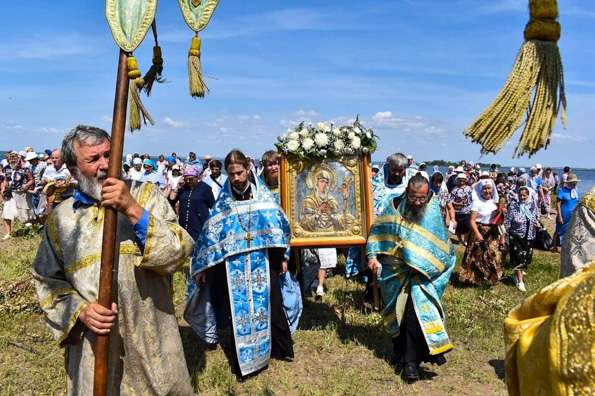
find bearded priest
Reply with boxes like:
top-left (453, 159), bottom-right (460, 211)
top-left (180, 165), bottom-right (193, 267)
top-left (186, 149), bottom-right (294, 379)
top-left (367, 173), bottom-right (456, 383)
top-left (32, 125), bottom-right (194, 395)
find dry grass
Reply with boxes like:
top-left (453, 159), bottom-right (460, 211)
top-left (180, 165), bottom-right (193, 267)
top-left (0, 220), bottom-right (560, 395)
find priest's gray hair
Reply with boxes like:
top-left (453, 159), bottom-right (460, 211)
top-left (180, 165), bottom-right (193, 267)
top-left (62, 125), bottom-right (110, 168)
top-left (386, 153), bottom-right (408, 168)
top-left (409, 172), bottom-right (430, 189)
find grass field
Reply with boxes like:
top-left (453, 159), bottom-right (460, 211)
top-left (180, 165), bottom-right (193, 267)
top-left (0, 222), bottom-right (561, 395)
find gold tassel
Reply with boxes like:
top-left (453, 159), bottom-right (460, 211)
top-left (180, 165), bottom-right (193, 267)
top-left (188, 35), bottom-right (209, 98)
top-left (127, 55), bottom-right (154, 132)
top-left (142, 45), bottom-right (165, 96)
top-left (464, 0), bottom-right (566, 157)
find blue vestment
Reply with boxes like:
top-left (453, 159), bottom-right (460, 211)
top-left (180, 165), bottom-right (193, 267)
top-left (366, 195), bottom-right (455, 356)
top-left (259, 174), bottom-right (303, 334)
top-left (185, 180), bottom-right (290, 376)
top-left (346, 164), bottom-right (417, 278)
top-left (371, 164), bottom-right (417, 216)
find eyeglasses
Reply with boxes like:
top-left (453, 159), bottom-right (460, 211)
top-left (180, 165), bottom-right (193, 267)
top-left (406, 194), bottom-right (428, 204)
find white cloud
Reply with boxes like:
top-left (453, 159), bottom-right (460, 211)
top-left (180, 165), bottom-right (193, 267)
top-left (1, 33), bottom-right (90, 60)
top-left (238, 114), bottom-right (262, 121)
top-left (295, 109), bottom-right (319, 117)
top-left (38, 127), bottom-right (62, 134)
top-left (0, 121), bottom-right (24, 130)
top-left (551, 133), bottom-right (588, 143)
top-left (163, 117), bottom-right (185, 128)
top-left (368, 111), bottom-right (446, 139)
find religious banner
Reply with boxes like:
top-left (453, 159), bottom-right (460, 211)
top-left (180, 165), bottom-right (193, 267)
top-left (178, 0), bottom-right (220, 98)
top-left (276, 118), bottom-right (375, 248)
top-left (106, 0), bottom-right (157, 131)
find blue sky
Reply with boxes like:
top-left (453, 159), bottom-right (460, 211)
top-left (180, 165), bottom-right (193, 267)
top-left (1, 0), bottom-right (593, 167)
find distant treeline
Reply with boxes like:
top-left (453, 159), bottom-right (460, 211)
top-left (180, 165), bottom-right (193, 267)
top-left (422, 160), bottom-right (500, 168)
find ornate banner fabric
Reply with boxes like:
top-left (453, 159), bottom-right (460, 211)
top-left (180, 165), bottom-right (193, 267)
top-left (178, 0), bottom-right (220, 33)
top-left (106, 0), bottom-right (157, 52)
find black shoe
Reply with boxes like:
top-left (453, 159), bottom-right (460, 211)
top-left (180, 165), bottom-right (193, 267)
top-left (271, 350), bottom-right (294, 362)
top-left (404, 362), bottom-right (419, 383)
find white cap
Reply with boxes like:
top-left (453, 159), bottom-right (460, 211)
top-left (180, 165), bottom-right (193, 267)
top-left (132, 158), bottom-right (142, 165)
top-left (456, 173), bottom-right (468, 180)
top-left (406, 155), bottom-right (413, 160)
top-left (480, 170), bottom-right (489, 177)
top-left (455, 166), bottom-right (464, 172)
top-left (25, 152), bottom-right (38, 161)
top-left (536, 163), bottom-right (542, 169)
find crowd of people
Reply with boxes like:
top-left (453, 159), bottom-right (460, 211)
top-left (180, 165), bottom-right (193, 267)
top-left (1, 125), bottom-right (591, 392)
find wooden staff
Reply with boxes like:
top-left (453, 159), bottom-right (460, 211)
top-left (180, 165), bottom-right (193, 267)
top-left (93, 49), bottom-right (130, 396)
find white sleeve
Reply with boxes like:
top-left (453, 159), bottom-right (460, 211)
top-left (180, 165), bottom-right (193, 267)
top-left (471, 199), bottom-right (480, 212)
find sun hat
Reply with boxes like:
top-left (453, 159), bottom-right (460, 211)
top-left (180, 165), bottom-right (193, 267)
top-left (25, 152), bottom-right (38, 161)
top-left (456, 173), bottom-right (468, 180)
top-left (566, 173), bottom-right (580, 183)
top-left (455, 166), bottom-right (465, 172)
top-left (132, 157), bottom-right (142, 165)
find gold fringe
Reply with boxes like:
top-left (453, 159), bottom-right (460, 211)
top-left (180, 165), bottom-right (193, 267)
top-left (188, 35), bottom-right (209, 98)
top-left (127, 56), bottom-right (154, 132)
top-left (464, 0), bottom-right (565, 158)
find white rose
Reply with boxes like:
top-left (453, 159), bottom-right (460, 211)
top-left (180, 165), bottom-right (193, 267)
top-left (314, 132), bottom-right (329, 147)
top-left (299, 128), bottom-right (309, 137)
top-left (289, 132), bottom-right (299, 140)
top-left (332, 127), bottom-right (341, 136)
top-left (286, 139), bottom-right (299, 152)
top-left (334, 140), bottom-right (345, 151)
top-left (317, 122), bottom-right (330, 132)
top-left (348, 131), bottom-right (355, 139)
top-left (353, 126), bottom-right (362, 135)
top-left (351, 136), bottom-right (361, 149)
top-left (302, 137), bottom-right (314, 151)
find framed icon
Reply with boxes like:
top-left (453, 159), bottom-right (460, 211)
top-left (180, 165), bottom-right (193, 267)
top-left (280, 155), bottom-right (373, 248)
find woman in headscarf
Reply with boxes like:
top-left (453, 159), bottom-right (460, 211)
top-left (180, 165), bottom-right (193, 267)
top-left (505, 186), bottom-right (540, 292)
top-left (552, 174), bottom-right (581, 252)
top-left (450, 173), bottom-right (473, 245)
top-left (459, 179), bottom-right (505, 285)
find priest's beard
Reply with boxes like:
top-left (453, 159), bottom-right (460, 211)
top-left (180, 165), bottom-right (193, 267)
top-left (402, 201), bottom-right (427, 224)
top-left (75, 169), bottom-right (107, 201)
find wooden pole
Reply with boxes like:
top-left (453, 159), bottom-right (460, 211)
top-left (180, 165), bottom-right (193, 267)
top-left (93, 49), bottom-right (129, 396)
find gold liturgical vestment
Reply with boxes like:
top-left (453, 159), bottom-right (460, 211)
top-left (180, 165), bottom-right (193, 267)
top-left (504, 261), bottom-right (595, 395)
top-left (32, 181), bottom-right (194, 395)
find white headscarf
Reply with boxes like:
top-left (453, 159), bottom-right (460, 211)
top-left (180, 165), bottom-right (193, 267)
top-left (472, 179), bottom-right (499, 203)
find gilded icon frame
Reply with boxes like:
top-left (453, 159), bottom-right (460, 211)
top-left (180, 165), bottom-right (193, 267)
top-left (280, 155), bottom-right (373, 248)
